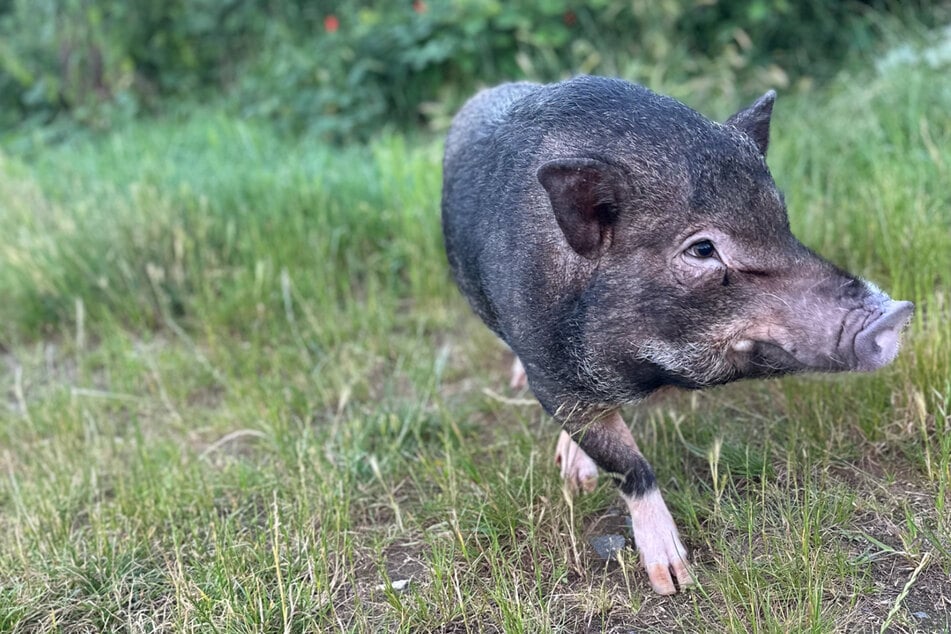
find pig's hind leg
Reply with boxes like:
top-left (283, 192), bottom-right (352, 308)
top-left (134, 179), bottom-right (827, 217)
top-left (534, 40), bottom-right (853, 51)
top-left (509, 356), bottom-right (528, 390)
top-left (567, 410), bottom-right (692, 595)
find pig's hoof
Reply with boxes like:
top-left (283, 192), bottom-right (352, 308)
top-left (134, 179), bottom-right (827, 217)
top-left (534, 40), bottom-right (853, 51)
top-left (510, 357), bottom-right (528, 390)
top-left (555, 430), bottom-right (599, 493)
top-left (626, 489), bottom-right (693, 595)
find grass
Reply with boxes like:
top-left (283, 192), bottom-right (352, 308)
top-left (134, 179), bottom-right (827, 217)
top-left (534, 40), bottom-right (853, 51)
top-left (1, 59), bottom-right (950, 632)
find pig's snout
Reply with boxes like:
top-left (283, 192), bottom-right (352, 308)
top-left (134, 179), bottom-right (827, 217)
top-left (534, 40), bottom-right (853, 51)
top-left (737, 290), bottom-right (914, 377)
top-left (853, 300), bottom-right (914, 371)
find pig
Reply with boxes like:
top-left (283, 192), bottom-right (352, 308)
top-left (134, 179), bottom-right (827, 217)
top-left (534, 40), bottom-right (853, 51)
top-left (440, 76), bottom-right (914, 595)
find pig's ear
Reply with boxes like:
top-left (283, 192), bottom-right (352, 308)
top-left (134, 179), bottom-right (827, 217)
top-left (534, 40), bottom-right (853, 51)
top-left (724, 90), bottom-right (776, 157)
top-left (537, 158), bottom-right (623, 260)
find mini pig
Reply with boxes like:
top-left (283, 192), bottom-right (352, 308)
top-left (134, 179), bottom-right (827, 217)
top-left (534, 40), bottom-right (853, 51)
top-left (441, 76), bottom-right (913, 595)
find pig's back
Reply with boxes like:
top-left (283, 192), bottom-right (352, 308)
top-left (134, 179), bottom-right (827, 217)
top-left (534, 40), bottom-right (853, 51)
top-left (442, 82), bottom-right (542, 336)
top-left (444, 82), bottom-right (539, 168)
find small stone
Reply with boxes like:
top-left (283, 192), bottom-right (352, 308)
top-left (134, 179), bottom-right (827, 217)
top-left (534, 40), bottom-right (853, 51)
top-left (376, 578), bottom-right (411, 592)
top-left (912, 611), bottom-right (929, 620)
top-left (589, 534), bottom-right (627, 560)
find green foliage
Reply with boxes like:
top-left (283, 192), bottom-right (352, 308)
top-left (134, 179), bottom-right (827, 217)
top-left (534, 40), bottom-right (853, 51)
top-left (0, 0), bottom-right (946, 140)
top-left (0, 0), bottom-right (268, 130)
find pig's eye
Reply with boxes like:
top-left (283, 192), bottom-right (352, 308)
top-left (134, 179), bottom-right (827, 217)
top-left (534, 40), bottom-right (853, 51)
top-left (686, 239), bottom-right (717, 259)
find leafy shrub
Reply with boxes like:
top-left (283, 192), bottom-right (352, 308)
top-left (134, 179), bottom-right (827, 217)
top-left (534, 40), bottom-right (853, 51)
top-left (0, 0), bottom-right (946, 141)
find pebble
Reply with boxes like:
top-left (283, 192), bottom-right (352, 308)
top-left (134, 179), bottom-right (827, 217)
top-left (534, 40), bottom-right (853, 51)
top-left (376, 578), bottom-right (411, 592)
top-left (589, 534), bottom-right (627, 560)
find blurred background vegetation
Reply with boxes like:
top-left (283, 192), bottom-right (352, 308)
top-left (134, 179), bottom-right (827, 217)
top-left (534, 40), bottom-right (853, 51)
top-left (1, 0), bottom-right (948, 143)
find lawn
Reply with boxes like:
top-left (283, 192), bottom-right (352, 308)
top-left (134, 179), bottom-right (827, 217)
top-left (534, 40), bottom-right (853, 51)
top-left (0, 61), bottom-right (949, 632)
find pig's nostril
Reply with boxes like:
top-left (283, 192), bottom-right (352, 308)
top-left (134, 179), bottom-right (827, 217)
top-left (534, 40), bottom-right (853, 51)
top-left (853, 300), bottom-right (914, 371)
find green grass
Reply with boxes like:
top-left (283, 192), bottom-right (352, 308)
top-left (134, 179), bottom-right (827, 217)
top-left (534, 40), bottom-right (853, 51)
top-left (1, 59), bottom-right (950, 632)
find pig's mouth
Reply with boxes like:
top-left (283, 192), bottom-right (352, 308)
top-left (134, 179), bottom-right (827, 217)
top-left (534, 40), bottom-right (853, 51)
top-left (740, 340), bottom-right (813, 376)
top-left (734, 300), bottom-right (914, 375)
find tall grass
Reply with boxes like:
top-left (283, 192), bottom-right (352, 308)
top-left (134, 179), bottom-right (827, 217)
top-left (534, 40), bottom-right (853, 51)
top-left (0, 60), bottom-right (948, 631)
top-left (1, 117), bottom-right (448, 344)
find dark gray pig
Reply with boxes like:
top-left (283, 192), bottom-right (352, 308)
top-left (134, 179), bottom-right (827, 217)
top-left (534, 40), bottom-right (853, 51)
top-left (441, 76), bottom-right (913, 595)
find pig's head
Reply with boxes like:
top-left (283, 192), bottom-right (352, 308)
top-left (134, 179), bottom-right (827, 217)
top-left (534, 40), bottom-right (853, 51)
top-left (536, 89), bottom-right (913, 395)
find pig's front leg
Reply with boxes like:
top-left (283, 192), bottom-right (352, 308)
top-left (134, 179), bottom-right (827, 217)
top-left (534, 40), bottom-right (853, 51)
top-left (555, 429), bottom-right (599, 493)
top-left (567, 409), bottom-right (692, 595)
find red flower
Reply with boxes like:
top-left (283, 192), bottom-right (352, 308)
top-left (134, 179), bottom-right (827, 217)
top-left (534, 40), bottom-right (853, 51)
top-left (563, 10), bottom-right (576, 26)
top-left (324, 14), bottom-right (339, 33)
top-left (413, 0), bottom-right (427, 13)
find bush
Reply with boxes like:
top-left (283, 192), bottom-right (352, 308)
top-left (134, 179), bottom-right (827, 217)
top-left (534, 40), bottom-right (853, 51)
top-left (0, 0), bottom-right (946, 141)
